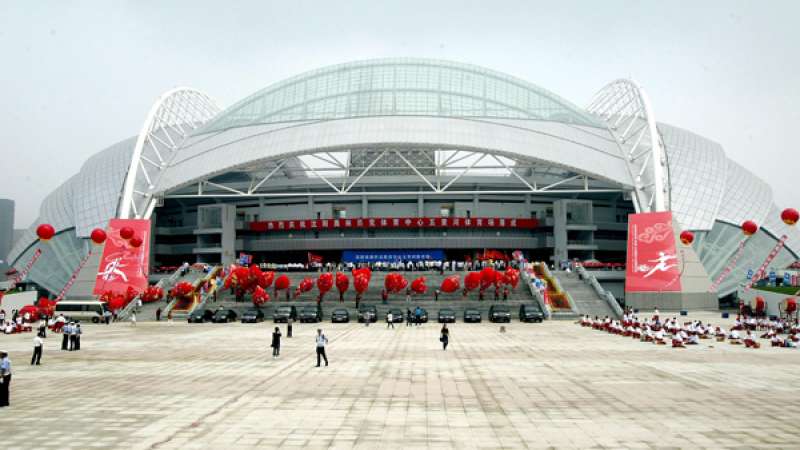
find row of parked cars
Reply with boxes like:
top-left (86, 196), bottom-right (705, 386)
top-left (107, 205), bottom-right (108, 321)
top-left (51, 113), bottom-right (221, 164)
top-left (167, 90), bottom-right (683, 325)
top-left (189, 304), bottom-right (544, 324)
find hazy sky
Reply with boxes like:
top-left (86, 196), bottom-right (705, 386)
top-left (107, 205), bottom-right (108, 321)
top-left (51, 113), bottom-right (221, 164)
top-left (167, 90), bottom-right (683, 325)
top-left (1, 0), bottom-right (798, 228)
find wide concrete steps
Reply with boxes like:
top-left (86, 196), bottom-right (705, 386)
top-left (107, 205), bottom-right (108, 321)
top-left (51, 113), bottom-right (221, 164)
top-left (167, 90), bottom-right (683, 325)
top-left (554, 272), bottom-right (618, 319)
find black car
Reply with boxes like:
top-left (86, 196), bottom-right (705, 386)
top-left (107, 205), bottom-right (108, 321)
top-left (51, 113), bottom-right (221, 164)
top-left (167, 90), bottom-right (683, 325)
top-left (358, 304), bottom-right (378, 323)
top-left (488, 304), bottom-right (511, 323)
top-left (299, 305), bottom-right (322, 323)
top-left (331, 308), bottom-right (350, 323)
top-left (463, 308), bottom-right (482, 323)
top-left (241, 308), bottom-right (265, 323)
top-left (437, 308), bottom-right (456, 323)
top-left (519, 304), bottom-right (544, 323)
top-left (387, 308), bottom-right (404, 323)
top-left (273, 305), bottom-right (298, 323)
top-left (188, 309), bottom-right (214, 323)
top-left (212, 308), bottom-right (237, 323)
top-left (414, 308), bottom-right (429, 323)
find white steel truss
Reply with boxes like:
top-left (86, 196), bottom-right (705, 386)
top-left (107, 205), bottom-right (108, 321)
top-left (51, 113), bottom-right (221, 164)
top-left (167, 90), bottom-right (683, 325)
top-left (119, 87), bottom-right (220, 219)
top-left (167, 147), bottom-right (624, 199)
top-left (586, 79), bottom-right (670, 212)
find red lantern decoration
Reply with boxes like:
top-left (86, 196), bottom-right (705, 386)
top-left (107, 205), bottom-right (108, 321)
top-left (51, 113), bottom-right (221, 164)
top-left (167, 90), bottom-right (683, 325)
top-left (90, 228), bottom-right (107, 245)
top-left (440, 275), bottom-right (461, 293)
top-left (129, 236), bottom-right (143, 248)
top-left (781, 208), bottom-right (799, 226)
top-left (410, 276), bottom-right (427, 294)
top-left (274, 275), bottom-right (290, 291)
top-left (464, 272), bottom-right (481, 291)
top-left (741, 220), bottom-right (758, 236)
top-left (679, 230), bottom-right (694, 246)
top-left (335, 272), bottom-right (349, 294)
top-left (119, 226), bottom-right (135, 240)
top-left (354, 274), bottom-right (369, 294)
top-left (36, 223), bottom-right (55, 241)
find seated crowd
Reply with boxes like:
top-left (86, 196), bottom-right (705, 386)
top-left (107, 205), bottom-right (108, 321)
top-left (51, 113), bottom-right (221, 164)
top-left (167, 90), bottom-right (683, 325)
top-left (578, 309), bottom-right (799, 349)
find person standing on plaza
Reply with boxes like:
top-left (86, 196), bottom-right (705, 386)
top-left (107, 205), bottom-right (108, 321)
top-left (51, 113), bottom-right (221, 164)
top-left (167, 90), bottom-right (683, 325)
top-left (74, 323), bottom-right (82, 351)
top-left (315, 329), bottom-right (329, 367)
top-left (38, 318), bottom-right (47, 338)
top-left (130, 311), bottom-right (137, 327)
top-left (406, 309), bottom-right (412, 327)
top-left (387, 311), bottom-right (394, 329)
top-left (415, 306), bottom-right (422, 326)
top-left (31, 334), bottom-right (43, 365)
top-left (62, 322), bottom-right (71, 351)
top-left (287, 317), bottom-right (293, 338)
top-left (434, 289), bottom-right (439, 302)
top-left (271, 327), bottom-right (282, 358)
top-left (440, 324), bottom-right (450, 350)
top-left (0, 351), bottom-right (11, 407)
top-left (68, 323), bottom-right (77, 351)
top-left (156, 307), bottom-right (162, 322)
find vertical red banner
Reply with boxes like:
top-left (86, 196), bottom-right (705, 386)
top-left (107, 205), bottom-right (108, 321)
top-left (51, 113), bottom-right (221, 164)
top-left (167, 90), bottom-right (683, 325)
top-left (93, 219), bottom-right (151, 295)
top-left (625, 212), bottom-right (682, 292)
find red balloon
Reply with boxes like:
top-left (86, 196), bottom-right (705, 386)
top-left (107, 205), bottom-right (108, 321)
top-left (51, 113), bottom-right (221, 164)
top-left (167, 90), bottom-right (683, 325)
top-left (274, 275), bottom-right (290, 290)
top-left (90, 228), bottom-right (107, 245)
top-left (119, 226), bottom-right (135, 240)
top-left (299, 277), bottom-right (314, 293)
top-left (440, 275), bottom-right (461, 293)
top-left (335, 272), bottom-right (349, 293)
top-left (741, 220), bottom-right (758, 236)
top-left (353, 267), bottom-right (372, 281)
top-left (679, 230), bottom-right (694, 245)
top-left (411, 276), bottom-right (427, 294)
top-left (258, 271), bottom-right (275, 289)
top-left (36, 223), bottom-right (55, 241)
top-left (37, 298), bottom-right (56, 317)
top-left (142, 285), bottom-right (164, 303)
top-left (781, 208), bottom-right (799, 226)
top-left (464, 272), bottom-right (482, 291)
top-left (129, 236), bottom-right (143, 248)
top-left (252, 286), bottom-right (270, 306)
top-left (317, 272), bottom-right (334, 294)
top-left (107, 295), bottom-right (127, 311)
top-left (173, 281), bottom-right (194, 297)
top-left (503, 268), bottom-right (520, 289)
top-left (785, 298), bottom-right (797, 314)
top-left (19, 304), bottom-right (41, 321)
top-left (354, 274), bottom-right (369, 294)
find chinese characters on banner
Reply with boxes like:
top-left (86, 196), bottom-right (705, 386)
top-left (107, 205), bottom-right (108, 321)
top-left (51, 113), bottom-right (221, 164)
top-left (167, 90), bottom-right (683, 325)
top-left (93, 219), bottom-right (151, 295)
top-left (625, 212), bottom-right (682, 292)
top-left (249, 217), bottom-right (538, 232)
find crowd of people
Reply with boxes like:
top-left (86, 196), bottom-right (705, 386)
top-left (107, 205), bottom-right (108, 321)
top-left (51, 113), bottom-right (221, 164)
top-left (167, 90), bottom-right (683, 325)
top-left (579, 308), bottom-right (800, 349)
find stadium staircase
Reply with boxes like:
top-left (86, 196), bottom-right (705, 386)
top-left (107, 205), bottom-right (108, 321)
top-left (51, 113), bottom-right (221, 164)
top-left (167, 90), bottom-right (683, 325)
top-left (198, 270), bottom-right (544, 322)
top-left (528, 263), bottom-right (579, 320)
top-left (117, 266), bottom-right (221, 321)
top-left (552, 268), bottom-right (621, 319)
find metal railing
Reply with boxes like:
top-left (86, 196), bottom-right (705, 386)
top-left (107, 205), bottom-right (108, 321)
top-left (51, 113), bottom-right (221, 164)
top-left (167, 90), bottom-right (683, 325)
top-left (116, 268), bottom-right (184, 321)
top-left (539, 263), bottom-right (579, 315)
top-left (576, 265), bottom-right (623, 318)
top-left (162, 266), bottom-right (222, 318)
top-left (521, 268), bottom-right (551, 320)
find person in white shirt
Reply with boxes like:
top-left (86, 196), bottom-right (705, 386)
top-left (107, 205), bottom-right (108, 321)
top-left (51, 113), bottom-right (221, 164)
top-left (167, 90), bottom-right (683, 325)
top-left (315, 329), bottom-right (329, 367)
top-left (688, 333), bottom-right (700, 345)
top-left (131, 312), bottom-right (137, 327)
top-left (728, 329), bottom-right (742, 344)
top-left (386, 312), bottom-right (394, 329)
top-left (31, 335), bottom-right (44, 365)
top-left (672, 332), bottom-right (684, 348)
top-left (655, 329), bottom-right (666, 345)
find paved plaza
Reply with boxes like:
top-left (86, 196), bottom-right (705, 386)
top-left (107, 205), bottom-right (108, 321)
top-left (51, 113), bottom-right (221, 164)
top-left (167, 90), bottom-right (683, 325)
top-left (0, 313), bottom-right (798, 449)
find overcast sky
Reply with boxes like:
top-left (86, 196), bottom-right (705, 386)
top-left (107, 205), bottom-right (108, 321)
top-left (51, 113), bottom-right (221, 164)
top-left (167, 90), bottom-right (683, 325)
top-left (1, 0), bottom-right (798, 228)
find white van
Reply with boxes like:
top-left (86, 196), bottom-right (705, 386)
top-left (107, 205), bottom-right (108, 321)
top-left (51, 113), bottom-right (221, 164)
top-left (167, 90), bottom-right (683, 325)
top-left (54, 300), bottom-right (108, 323)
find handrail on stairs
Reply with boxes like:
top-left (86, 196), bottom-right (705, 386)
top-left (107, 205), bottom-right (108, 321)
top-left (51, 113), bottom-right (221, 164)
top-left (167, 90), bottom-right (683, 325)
top-left (521, 267), bottom-right (551, 320)
top-left (116, 267), bottom-right (184, 321)
top-left (576, 265), bottom-right (623, 318)
top-left (539, 263), bottom-right (579, 315)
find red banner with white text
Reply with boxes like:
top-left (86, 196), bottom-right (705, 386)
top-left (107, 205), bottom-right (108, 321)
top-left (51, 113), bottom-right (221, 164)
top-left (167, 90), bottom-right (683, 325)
top-left (249, 217), bottom-right (538, 232)
top-left (93, 219), bottom-right (151, 295)
top-left (625, 212), bottom-right (682, 292)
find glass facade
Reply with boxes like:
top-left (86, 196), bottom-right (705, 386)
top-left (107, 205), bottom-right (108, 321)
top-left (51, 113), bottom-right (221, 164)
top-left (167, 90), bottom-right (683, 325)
top-left (197, 58), bottom-right (604, 133)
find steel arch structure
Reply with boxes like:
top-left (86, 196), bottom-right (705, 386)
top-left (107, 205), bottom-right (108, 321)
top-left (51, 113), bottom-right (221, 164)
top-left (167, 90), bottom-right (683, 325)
top-left (118, 87), bottom-right (220, 219)
top-left (586, 79), bottom-right (670, 213)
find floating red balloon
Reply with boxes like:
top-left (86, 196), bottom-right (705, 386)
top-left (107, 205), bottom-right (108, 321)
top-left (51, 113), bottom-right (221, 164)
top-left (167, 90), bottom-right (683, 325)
top-left (142, 285), bottom-right (164, 303)
top-left (741, 220), bottom-right (758, 236)
top-left (36, 223), bottom-right (55, 241)
top-left (464, 272), bottom-right (481, 291)
top-left (298, 277), bottom-right (314, 293)
top-left (440, 275), bottom-right (461, 293)
top-left (354, 274), bottom-right (369, 294)
top-left (411, 276), bottom-right (427, 294)
top-left (503, 268), bottom-right (520, 289)
top-left (120, 226), bottom-right (135, 240)
top-left (258, 271), bottom-right (275, 289)
top-left (252, 286), bottom-right (270, 306)
top-left (384, 273), bottom-right (407, 293)
top-left (785, 297), bottom-right (797, 314)
top-left (90, 228), bottom-right (107, 245)
top-left (37, 298), bottom-right (56, 317)
top-left (679, 230), bottom-right (694, 245)
top-left (19, 304), bottom-right (41, 321)
top-left (781, 208), bottom-right (799, 226)
top-left (335, 272), bottom-right (349, 294)
top-left (129, 236), bottom-right (143, 248)
top-left (274, 275), bottom-right (290, 290)
top-left (173, 281), bottom-right (194, 298)
top-left (317, 272), bottom-right (334, 295)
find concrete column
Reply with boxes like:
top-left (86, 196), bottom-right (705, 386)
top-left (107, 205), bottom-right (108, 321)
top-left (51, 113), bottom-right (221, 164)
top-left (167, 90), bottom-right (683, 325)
top-left (472, 194), bottom-right (479, 217)
top-left (220, 204), bottom-right (237, 266)
top-left (362, 196), bottom-right (369, 237)
top-left (418, 195), bottom-right (424, 237)
top-left (553, 200), bottom-right (568, 266)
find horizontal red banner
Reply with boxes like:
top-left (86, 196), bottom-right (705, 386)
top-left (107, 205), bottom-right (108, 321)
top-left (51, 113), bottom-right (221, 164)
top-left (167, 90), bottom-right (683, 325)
top-left (249, 217), bottom-right (539, 232)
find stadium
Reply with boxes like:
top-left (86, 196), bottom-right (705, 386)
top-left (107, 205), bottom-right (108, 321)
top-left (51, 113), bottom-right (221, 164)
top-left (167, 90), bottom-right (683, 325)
top-left (7, 58), bottom-right (800, 305)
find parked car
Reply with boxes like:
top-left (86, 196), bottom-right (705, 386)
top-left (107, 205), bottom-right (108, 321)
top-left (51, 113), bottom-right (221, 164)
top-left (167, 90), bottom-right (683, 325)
top-left (415, 308), bottom-right (429, 323)
top-left (299, 305), bottom-right (322, 323)
top-left (388, 308), bottom-right (404, 323)
top-left (519, 304), bottom-right (544, 323)
top-left (188, 309), bottom-right (214, 323)
top-left (437, 308), bottom-right (456, 323)
top-left (273, 305), bottom-right (298, 323)
top-left (212, 308), bottom-right (238, 323)
top-left (358, 304), bottom-right (378, 323)
top-left (331, 308), bottom-right (350, 323)
top-left (240, 308), bottom-right (265, 323)
top-left (463, 308), bottom-right (482, 323)
top-left (488, 304), bottom-right (511, 323)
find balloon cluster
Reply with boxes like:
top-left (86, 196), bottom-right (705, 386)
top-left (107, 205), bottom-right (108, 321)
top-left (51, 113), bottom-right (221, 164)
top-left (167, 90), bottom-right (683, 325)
top-left (141, 285), bottom-right (164, 303)
top-left (294, 277), bottom-right (314, 299)
top-left (224, 265), bottom-right (275, 305)
top-left (335, 272), bottom-right (350, 294)
top-left (352, 267), bottom-right (372, 295)
top-left (317, 272), bottom-right (334, 300)
top-left (410, 276), bottom-right (427, 294)
top-left (252, 286), bottom-right (270, 306)
top-left (384, 272), bottom-right (408, 294)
